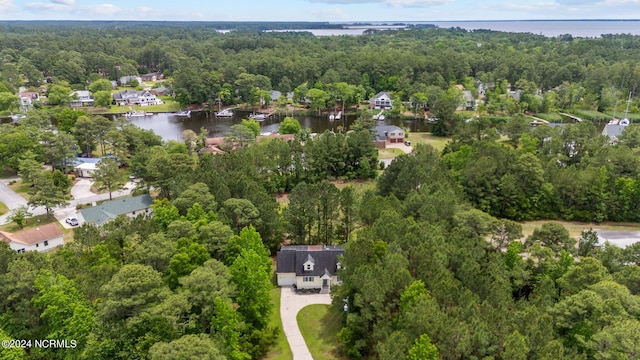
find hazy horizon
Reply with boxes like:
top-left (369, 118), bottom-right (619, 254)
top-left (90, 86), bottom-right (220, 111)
top-left (2, 0), bottom-right (640, 22)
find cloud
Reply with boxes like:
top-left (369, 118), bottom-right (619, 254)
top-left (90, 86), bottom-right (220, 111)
top-left (307, 0), bottom-right (451, 7)
top-left (0, 0), bottom-right (16, 11)
top-left (51, 0), bottom-right (73, 4)
top-left (308, 7), bottom-right (349, 19)
top-left (25, 2), bottom-right (70, 12)
top-left (502, 1), bottom-right (561, 11)
top-left (90, 3), bottom-right (121, 15)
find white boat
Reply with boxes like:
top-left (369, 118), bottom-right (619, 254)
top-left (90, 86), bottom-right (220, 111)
top-left (329, 114), bottom-right (335, 121)
top-left (216, 109), bottom-right (234, 117)
top-left (249, 113), bottom-right (267, 121)
top-left (125, 111), bottom-right (146, 117)
top-left (10, 113), bottom-right (26, 122)
top-left (176, 110), bottom-right (191, 117)
top-left (373, 110), bottom-right (385, 120)
top-left (145, 112), bottom-right (154, 116)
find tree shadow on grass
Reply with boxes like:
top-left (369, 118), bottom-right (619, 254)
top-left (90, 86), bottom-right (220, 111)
top-left (316, 305), bottom-right (347, 360)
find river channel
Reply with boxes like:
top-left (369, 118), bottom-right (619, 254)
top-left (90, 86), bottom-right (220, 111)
top-left (123, 110), bottom-right (432, 141)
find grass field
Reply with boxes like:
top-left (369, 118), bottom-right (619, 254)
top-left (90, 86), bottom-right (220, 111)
top-left (569, 110), bottom-right (610, 122)
top-left (534, 113), bottom-right (564, 122)
top-left (407, 132), bottom-right (451, 151)
top-left (0, 201), bottom-right (8, 216)
top-left (520, 220), bottom-right (640, 239)
top-left (0, 213), bottom-right (55, 232)
top-left (297, 304), bottom-right (345, 360)
top-left (378, 148), bottom-right (405, 160)
top-left (605, 112), bottom-right (640, 121)
top-left (264, 287), bottom-right (293, 360)
top-left (8, 179), bottom-right (31, 200)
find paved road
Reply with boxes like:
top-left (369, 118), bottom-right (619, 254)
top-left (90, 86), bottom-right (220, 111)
top-left (0, 178), bottom-right (28, 211)
top-left (0, 178), bottom-right (136, 227)
top-left (596, 230), bottom-right (640, 248)
top-left (280, 287), bottom-right (332, 360)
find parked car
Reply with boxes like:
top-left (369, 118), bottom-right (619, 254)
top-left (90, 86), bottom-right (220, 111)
top-left (404, 141), bottom-right (411, 146)
top-left (65, 217), bottom-right (79, 226)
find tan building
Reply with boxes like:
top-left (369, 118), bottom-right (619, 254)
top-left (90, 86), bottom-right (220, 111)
top-left (0, 223), bottom-right (64, 253)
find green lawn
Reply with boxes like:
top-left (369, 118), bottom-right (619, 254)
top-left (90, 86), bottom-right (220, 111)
top-left (534, 113), bottom-right (563, 122)
top-left (0, 201), bottom-right (8, 216)
top-left (378, 148), bottom-right (405, 160)
top-left (407, 132), bottom-right (451, 151)
top-left (0, 213), bottom-right (56, 232)
top-left (569, 110), bottom-right (610, 122)
top-left (263, 287), bottom-right (293, 360)
top-left (297, 304), bottom-right (345, 360)
top-left (8, 179), bottom-right (31, 200)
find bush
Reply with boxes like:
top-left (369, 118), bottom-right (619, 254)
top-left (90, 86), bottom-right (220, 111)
top-left (379, 161), bottom-right (386, 170)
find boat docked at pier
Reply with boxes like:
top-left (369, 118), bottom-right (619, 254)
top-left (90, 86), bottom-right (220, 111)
top-left (249, 113), bottom-right (267, 121)
top-left (215, 108), bottom-right (234, 117)
top-left (175, 110), bottom-right (192, 118)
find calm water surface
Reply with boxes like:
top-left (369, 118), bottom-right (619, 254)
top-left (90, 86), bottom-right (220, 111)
top-left (125, 111), bottom-right (431, 142)
top-left (268, 21), bottom-right (640, 38)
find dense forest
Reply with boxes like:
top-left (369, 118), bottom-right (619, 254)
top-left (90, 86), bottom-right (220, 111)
top-left (2, 22), bottom-right (640, 359)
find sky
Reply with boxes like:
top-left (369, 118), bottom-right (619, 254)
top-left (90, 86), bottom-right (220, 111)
top-left (0, 0), bottom-right (639, 22)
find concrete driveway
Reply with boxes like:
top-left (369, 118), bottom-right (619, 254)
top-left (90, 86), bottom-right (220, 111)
top-left (71, 178), bottom-right (96, 199)
top-left (280, 287), bottom-right (332, 360)
top-left (386, 142), bottom-right (413, 154)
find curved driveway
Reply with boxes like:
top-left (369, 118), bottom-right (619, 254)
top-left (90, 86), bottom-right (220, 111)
top-left (280, 287), bottom-right (332, 360)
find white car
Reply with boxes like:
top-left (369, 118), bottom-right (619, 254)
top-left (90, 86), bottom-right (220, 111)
top-left (65, 217), bottom-right (79, 226)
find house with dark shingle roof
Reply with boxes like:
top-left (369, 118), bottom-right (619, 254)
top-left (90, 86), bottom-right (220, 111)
top-left (0, 223), bottom-right (64, 253)
top-left (276, 245), bottom-right (344, 292)
top-left (79, 194), bottom-right (153, 226)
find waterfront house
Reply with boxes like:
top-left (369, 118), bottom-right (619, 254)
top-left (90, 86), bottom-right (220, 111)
top-left (369, 91), bottom-right (393, 109)
top-left (70, 90), bottom-right (94, 107)
top-left (0, 223), bottom-right (64, 253)
top-left (113, 89), bottom-right (162, 106)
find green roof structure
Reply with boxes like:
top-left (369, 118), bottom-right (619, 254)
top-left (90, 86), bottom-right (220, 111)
top-left (79, 194), bottom-right (153, 226)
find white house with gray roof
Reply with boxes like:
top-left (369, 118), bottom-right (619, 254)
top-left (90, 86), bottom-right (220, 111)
top-left (276, 245), bottom-right (344, 292)
top-left (79, 194), bottom-right (154, 226)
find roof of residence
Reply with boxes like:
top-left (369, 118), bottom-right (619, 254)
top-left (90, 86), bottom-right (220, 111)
top-left (0, 223), bottom-right (63, 246)
top-left (276, 245), bottom-right (344, 277)
top-left (462, 90), bottom-right (474, 101)
top-left (75, 163), bottom-right (97, 171)
top-left (80, 194), bottom-right (153, 225)
top-left (269, 90), bottom-right (282, 101)
top-left (371, 91), bottom-right (391, 100)
top-left (374, 125), bottom-right (404, 141)
top-left (19, 91), bottom-right (39, 99)
top-left (141, 72), bottom-right (163, 78)
top-left (74, 90), bottom-right (91, 97)
top-left (71, 156), bottom-right (112, 167)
